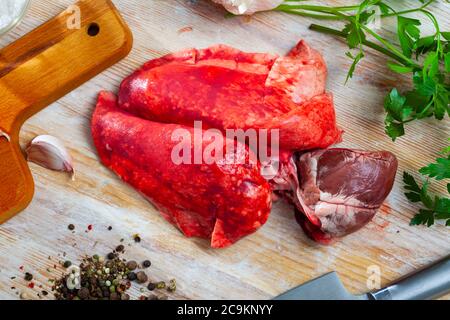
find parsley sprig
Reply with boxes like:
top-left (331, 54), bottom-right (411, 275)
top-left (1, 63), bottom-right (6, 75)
top-left (275, 0), bottom-right (450, 141)
top-left (404, 139), bottom-right (450, 226)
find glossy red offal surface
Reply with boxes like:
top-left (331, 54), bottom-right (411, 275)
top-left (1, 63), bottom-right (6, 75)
top-left (91, 40), bottom-right (396, 247)
top-left (295, 149), bottom-right (398, 243)
top-left (92, 91), bottom-right (272, 248)
top-left (118, 41), bottom-right (342, 151)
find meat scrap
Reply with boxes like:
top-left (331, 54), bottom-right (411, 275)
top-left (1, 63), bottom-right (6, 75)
top-left (92, 92), bottom-right (272, 248)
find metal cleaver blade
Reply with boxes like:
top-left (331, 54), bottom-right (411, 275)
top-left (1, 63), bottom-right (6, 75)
top-left (273, 272), bottom-right (368, 300)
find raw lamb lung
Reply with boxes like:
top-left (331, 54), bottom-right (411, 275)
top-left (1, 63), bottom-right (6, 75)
top-left (118, 41), bottom-right (342, 151)
top-left (293, 149), bottom-right (398, 244)
top-left (92, 91), bottom-right (272, 248)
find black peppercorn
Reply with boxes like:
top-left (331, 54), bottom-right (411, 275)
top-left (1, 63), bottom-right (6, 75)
top-left (142, 260), bottom-right (151, 268)
top-left (24, 272), bottom-right (33, 281)
top-left (127, 272), bottom-right (137, 281)
top-left (78, 287), bottom-right (90, 300)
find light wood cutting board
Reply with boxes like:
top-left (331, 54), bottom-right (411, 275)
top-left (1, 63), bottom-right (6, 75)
top-left (0, 0), bottom-right (448, 300)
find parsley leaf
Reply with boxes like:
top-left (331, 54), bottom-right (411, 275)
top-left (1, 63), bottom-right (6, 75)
top-left (344, 22), bottom-right (366, 49)
top-left (384, 89), bottom-right (408, 120)
top-left (384, 118), bottom-right (404, 141)
top-left (384, 89), bottom-right (413, 140)
top-left (414, 35), bottom-right (437, 58)
top-left (410, 209), bottom-right (435, 227)
top-left (445, 52), bottom-right (450, 72)
top-left (387, 62), bottom-right (414, 74)
top-left (433, 84), bottom-right (449, 120)
top-left (397, 16), bottom-right (422, 58)
top-left (345, 51), bottom-right (364, 83)
top-left (422, 51), bottom-right (439, 79)
top-left (405, 173), bottom-right (450, 227)
top-left (404, 141), bottom-right (450, 227)
top-left (419, 155), bottom-right (450, 180)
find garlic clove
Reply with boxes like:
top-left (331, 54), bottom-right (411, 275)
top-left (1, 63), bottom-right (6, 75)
top-left (212, 0), bottom-right (283, 15)
top-left (26, 135), bottom-right (75, 178)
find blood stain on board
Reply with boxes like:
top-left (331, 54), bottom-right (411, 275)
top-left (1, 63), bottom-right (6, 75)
top-left (178, 26), bottom-right (193, 34)
top-left (380, 202), bottom-right (392, 215)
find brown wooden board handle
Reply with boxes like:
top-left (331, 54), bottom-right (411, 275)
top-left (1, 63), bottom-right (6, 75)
top-left (0, 0), bottom-right (133, 224)
top-left (0, 136), bottom-right (34, 224)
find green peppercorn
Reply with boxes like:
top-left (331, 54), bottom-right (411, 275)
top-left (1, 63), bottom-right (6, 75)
top-left (109, 285), bottom-right (116, 293)
top-left (168, 279), bottom-right (176, 292)
top-left (156, 281), bottom-right (166, 289)
top-left (63, 261), bottom-right (72, 268)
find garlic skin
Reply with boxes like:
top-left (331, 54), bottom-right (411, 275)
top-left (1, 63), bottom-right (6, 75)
top-left (212, 0), bottom-right (283, 15)
top-left (0, 129), bottom-right (10, 141)
top-left (26, 135), bottom-right (74, 178)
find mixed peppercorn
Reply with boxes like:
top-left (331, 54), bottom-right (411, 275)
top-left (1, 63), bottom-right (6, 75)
top-left (12, 225), bottom-right (175, 300)
top-left (50, 246), bottom-right (175, 300)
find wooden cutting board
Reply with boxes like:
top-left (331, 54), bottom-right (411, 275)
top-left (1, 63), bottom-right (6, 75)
top-left (0, 0), bottom-right (132, 224)
top-left (0, 0), bottom-right (448, 300)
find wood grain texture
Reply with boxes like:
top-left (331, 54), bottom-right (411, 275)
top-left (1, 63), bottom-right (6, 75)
top-left (0, 0), bottom-right (448, 300)
top-left (0, 0), bottom-right (132, 225)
